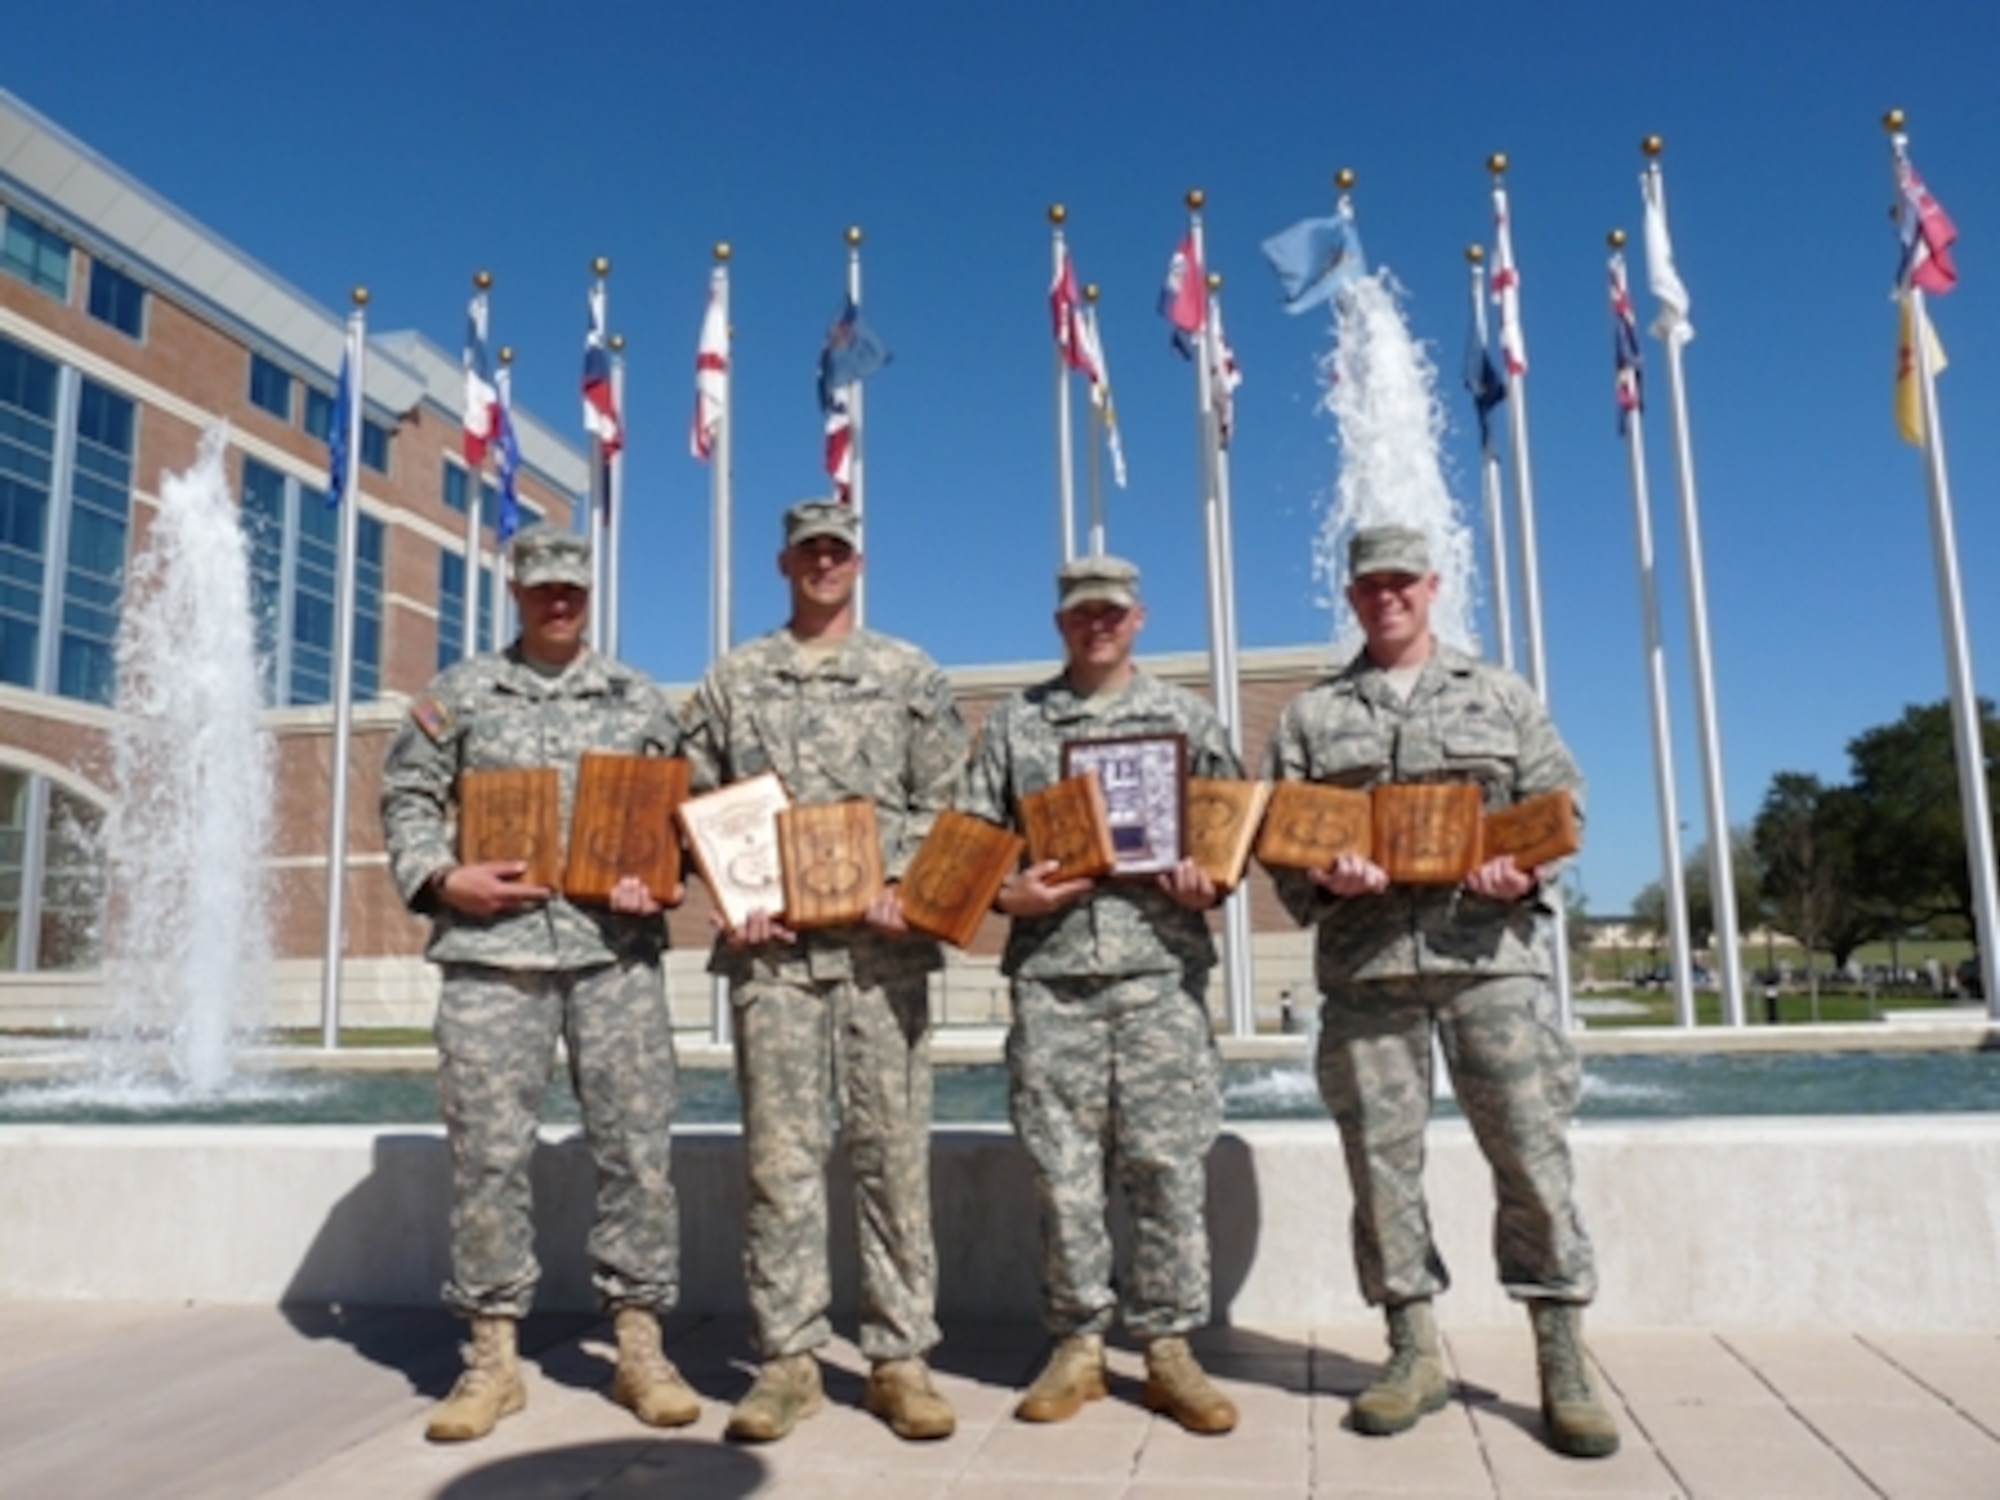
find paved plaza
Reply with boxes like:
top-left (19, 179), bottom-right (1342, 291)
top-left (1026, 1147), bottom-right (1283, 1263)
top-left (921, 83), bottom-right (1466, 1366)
top-left (1, 1301), bottom-right (1994, 1498)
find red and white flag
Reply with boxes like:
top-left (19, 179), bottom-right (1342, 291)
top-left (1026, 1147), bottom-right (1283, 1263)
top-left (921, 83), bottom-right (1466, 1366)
top-left (1895, 150), bottom-right (1959, 297)
top-left (1158, 231), bottom-right (1207, 355)
top-left (1051, 247), bottom-right (1097, 379)
top-left (581, 282), bottom-right (623, 457)
top-left (462, 291), bottom-right (500, 467)
top-left (690, 280), bottom-right (728, 461)
top-left (1489, 188), bottom-right (1528, 376)
top-left (1205, 300), bottom-right (1243, 449)
top-left (1076, 302), bottom-right (1126, 489)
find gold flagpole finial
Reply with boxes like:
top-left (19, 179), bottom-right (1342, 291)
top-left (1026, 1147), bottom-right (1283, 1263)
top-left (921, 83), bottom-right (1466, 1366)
top-left (845, 225), bottom-right (863, 247)
top-left (1049, 203), bottom-right (1067, 225)
top-left (1186, 188), bottom-right (1206, 210)
top-left (498, 345), bottom-right (514, 366)
top-left (473, 269), bottom-right (492, 291)
top-left (1465, 244), bottom-right (1485, 264)
top-left (1083, 282), bottom-right (1100, 303)
top-left (1206, 271), bottom-right (1223, 291)
top-left (351, 286), bottom-right (369, 307)
top-left (1608, 228), bottom-right (1628, 250)
top-left (609, 334), bottom-right (625, 354)
top-left (1487, 152), bottom-right (1510, 176)
top-left (1642, 135), bottom-right (1664, 158)
top-left (592, 256), bottom-right (611, 278)
top-left (1883, 107), bottom-right (1907, 133)
top-left (1335, 168), bottom-right (1356, 192)
top-left (713, 241), bottom-right (732, 263)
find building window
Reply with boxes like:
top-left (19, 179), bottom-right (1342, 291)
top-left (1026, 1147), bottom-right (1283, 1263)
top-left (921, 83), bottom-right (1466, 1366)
top-left (0, 336), bottom-right (134, 704)
top-left (361, 419), bottom-right (391, 476)
top-left (86, 261), bottom-right (146, 339)
top-left (301, 385), bottom-right (333, 441)
top-left (1, 211), bottom-right (71, 300)
top-left (247, 353), bottom-right (293, 420)
top-left (241, 454), bottom-right (383, 706)
top-left (0, 767), bottom-right (105, 973)
top-left (442, 460), bottom-right (499, 526)
top-left (436, 549), bottom-right (498, 670)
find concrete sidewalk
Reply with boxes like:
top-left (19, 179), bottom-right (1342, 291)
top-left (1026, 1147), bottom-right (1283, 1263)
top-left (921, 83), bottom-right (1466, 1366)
top-left (1, 1303), bottom-right (1994, 1498)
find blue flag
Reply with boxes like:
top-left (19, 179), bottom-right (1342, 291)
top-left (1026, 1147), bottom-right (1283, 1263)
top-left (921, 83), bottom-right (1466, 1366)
top-left (1260, 211), bottom-right (1366, 314)
top-left (325, 345), bottom-right (352, 508)
top-left (820, 297), bottom-right (891, 400)
top-left (495, 396), bottom-right (522, 542)
top-left (1462, 310), bottom-right (1506, 454)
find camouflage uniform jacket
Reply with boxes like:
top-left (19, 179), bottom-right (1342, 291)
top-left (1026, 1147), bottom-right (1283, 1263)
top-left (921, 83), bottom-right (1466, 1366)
top-left (678, 625), bottom-right (968, 985)
top-left (1260, 642), bottom-right (1583, 986)
top-left (961, 669), bottom-right (1241, 980)
top-left (380, 645), bottom-right (682, 970)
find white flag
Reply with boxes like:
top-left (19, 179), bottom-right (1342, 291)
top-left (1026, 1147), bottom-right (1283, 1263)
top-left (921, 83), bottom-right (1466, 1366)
top-left (1490, 186), bottom-right (1528, 376)
top-left (1641, 168), bottom-right (1694, 345)
top-left (1077, 304), bottom-right (1127, 489)
top-left (690, 278), bottom-right (729, 460)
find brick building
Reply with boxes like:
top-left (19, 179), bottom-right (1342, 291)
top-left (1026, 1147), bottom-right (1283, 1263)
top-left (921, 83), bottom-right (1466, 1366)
top-left (0, 89), bottom-right (1327, 1038)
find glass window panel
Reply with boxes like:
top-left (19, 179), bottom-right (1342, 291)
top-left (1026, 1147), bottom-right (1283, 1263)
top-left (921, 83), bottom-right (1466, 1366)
top-left (361, 420), bottom-right (390, 475)
top-left (85, 261), bottom-right (145, 338)
top-left (302, 386), bottom-right (333, 441)
top-left (247, 353), bottom-right (293, 420)
top-left (1, 212), bottom-right (71, 299)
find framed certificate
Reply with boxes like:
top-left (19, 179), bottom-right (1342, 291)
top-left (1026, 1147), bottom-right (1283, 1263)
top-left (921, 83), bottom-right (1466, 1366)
top-left (1060, 733), bottom-right (1188, 877)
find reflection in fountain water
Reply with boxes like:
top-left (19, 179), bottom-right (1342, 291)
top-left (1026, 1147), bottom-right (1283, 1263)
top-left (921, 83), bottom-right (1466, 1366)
top-left (1317, 272), bottom-right (1481, 658)
top-left (89, 426), bottom-right (274, 1097)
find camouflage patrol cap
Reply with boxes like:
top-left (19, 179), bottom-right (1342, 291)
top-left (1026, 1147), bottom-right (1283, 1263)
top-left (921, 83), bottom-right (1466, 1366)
top-left (510, 523), bottom-right (592, 588)
top-left (1056, 554), bottom-right (1141, 611)
top-left (1348, 524), bottom-right (1432, 579)
top-left (783, 499), bottom-right (859, 549)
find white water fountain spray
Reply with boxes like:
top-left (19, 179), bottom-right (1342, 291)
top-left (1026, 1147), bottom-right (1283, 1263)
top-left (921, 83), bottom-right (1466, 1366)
top-left (92, 424), bottom-right (274, 1094)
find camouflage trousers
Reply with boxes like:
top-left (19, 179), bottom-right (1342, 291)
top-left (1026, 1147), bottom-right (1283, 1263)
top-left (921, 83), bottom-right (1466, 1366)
top-left (733, 973), bottom-right (940, 1362)
top-left (1007, 972), bottom-right (1222, 1340)
top-left (1315, 972), bottom-right (1596, 1307)
top-left (435, 958), bottom-right (680, 1319)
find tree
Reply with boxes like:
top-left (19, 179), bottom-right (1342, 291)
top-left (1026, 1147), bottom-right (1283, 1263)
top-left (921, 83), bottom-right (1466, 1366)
top-left (1752, 773), bottom-right (1881, 995)
top-left (1628, 828), bottom-right (1763, 957)
top-left (1843, 699), bottom-right (2000, 937)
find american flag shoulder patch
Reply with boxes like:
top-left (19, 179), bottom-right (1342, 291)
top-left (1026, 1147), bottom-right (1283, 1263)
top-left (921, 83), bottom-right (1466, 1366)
top-left (411, 696), bottom-right (451, 743)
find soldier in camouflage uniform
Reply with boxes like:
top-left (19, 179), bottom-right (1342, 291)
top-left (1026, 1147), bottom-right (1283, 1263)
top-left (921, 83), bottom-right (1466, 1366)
top-left (959, 555), bottom-right (1241, 1436)
top-left (1261, 524), bottom-right (1618, 1459)
top-left (678, 500), bottom-right (966, 1444)
top-left (380, 525), bottom-right (697, 1443)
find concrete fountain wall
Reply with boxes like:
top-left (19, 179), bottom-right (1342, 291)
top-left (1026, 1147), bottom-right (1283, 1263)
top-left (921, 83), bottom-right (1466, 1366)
top-left (3, 1116), bottom-right (1996, 1330)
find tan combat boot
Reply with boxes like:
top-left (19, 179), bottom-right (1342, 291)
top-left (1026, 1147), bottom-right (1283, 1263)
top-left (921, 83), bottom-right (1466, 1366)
top-left (1015, 1333), bottom-right (1108, 1423)
top-left (1353, 1299), bottom-right (1451, 1436)
top-left (864, 1356), bottom-right (957, 1440)
top-left (425, 1315), bottom-right (527, 1443)
top-left (608, 1306), bottom-right (700, 1428)
top-left (1529, 1301), bottom-right (1621, 1459)
top-left (724, 1352), bottom-right (824, 1443)
top-left (1141, 1336), bottom-right (1239, 1435)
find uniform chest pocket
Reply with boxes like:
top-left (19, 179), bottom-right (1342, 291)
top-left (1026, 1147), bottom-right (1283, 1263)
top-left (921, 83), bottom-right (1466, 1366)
top-left (1313, 729), bottom-right (1388, 785)
top-left (1441, 720), bottom-right (1517, 787)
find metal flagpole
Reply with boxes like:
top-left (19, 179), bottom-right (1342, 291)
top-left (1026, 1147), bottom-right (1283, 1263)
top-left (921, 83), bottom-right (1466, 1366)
top-left (708, 242), bottom-right (736, 1046)
top-left (1886, 109), bottom-right (2000, 1017)
top-left (845, 226), bottom-right (867, 628)
top-left (1643, 138), bottom-right (1745, 1026)
top-left (587, 257), bottom-right (611, 648)
top-left (1051, 207), bottom-right (1078, 562)
top-left (1611, 231), bottom-right (1696, 1028)
top-left (606, 335), bottom-right (626, 660)
top-left (489, 348), bottom-right (514, 654)
top-left (1487, 153), bottom-right (1575, 1028)
top-left (1464, 246), bottom-right (1515, 673)
top-left (1185, 189), bottom-right (1254, 1038)
top-left (319, 288), bottom-right (368, 1051)
top-left (463, 271), bottom-right (490, 660)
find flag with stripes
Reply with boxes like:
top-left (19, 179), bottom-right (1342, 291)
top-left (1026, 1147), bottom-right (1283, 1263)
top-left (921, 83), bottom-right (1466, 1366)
top-left (1489, 189), bottom-right (1528, 376)
top-left (463, 291), bottom-right (500, 467)
top-left (1894, 149), bottom-right (1959, 296)
top-left (581, 282), bottom-right (623, 457)
top-left (1610, 251), bottom-right (1643, 433)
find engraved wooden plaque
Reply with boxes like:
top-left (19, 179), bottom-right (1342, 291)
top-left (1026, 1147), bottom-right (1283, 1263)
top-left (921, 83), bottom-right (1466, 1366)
top-left (1021, 775), bottom-right (1117, 883)
top-left (1186, 779), bottom-right (1272, 892)
top-left (676, 773), bottom-right (789, 931)
top-left (777, 800), bottom-right (884, 930)
top-left (1482, 790), bottom-right (1581, 872)
top-left (1373, 782), bottom-right (1485, 885)
top-left (458, 767), bottom-right (563, 890)
top-left (562, 754), bottom-right (689, 905)
top-left (1253, 780), bottom-right (1373, 871)
top-left (899, 810), bottom-right (1025, 948)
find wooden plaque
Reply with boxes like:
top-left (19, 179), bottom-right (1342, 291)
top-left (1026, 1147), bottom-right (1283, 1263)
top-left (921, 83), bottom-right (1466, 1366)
top-left (900, 810), bottom-right (1025, 948)
top-left (777, 800), bottom-right (884, 930)
top-left (676, 773), bottom-right (789, 931)
top-left (562, 754), bottom-right (689, 905)
top-left (1373, 782), bottom-right (1485, 885)
top-left (1482, 790), bottom-right (1581, 872)
top-left (1254, 780), bottom-right (1372, 871)
top-left (458, 767), bottom-right (563, 890)
top-left (1021, 775), bottom-right (1117, 883)
top-left (1186, 779), bottom-right (1272, 892)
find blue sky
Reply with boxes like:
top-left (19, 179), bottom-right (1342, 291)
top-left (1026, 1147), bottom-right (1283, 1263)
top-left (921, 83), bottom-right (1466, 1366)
top-left (9, 0), bottom-right (2000, 914)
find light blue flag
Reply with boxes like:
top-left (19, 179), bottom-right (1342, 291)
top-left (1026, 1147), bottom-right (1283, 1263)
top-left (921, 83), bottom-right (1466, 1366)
top-left (1260, 211), bottom-right (1366, 314)
top-left (325, 346), bottom-right (352, 507)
